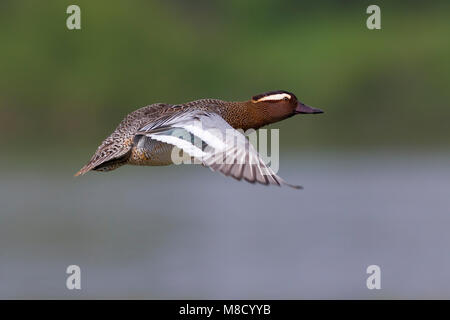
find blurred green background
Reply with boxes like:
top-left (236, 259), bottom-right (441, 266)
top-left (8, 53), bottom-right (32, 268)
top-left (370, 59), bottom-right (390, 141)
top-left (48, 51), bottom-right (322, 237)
top-left (1, 0), bottom-right (449, 164)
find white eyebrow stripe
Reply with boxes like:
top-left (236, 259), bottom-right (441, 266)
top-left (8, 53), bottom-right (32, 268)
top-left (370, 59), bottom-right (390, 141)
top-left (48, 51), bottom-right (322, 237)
top-left (255, 93), bottom-right (291, 102)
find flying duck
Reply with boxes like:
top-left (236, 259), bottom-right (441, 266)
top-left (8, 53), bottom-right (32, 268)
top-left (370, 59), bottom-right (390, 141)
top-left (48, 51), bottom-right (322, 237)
top-left (75, 90), bottom-right (323, 188)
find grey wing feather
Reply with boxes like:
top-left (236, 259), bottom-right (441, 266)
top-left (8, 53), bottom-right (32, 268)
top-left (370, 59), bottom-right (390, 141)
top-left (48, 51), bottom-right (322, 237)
top-left (137, 109), bottom-right (302, 189)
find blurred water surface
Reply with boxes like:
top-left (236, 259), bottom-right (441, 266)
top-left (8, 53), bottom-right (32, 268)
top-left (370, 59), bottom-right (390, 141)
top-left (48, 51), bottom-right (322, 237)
top-left (1, 152), bottom-right (449, 299)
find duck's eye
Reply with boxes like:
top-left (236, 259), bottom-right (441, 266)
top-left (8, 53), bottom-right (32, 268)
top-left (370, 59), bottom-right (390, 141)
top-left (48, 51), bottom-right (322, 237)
top-left (283, 97), bottom-right (289, 101)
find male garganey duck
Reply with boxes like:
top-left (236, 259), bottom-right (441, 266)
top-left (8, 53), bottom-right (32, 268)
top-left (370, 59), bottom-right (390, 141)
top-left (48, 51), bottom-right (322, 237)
top-left (75, 90), bottom-right (323, 188)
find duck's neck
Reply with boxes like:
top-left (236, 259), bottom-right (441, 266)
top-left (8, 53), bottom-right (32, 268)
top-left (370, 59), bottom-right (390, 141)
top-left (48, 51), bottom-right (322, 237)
top-left (219, 101), bottom-right (270, 131)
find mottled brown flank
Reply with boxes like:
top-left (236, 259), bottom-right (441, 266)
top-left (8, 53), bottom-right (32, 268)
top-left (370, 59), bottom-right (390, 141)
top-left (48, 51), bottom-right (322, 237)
top-left (252, 90), bottom-right (297, 102)
top-left (128, 139), bottom-right (174, 166)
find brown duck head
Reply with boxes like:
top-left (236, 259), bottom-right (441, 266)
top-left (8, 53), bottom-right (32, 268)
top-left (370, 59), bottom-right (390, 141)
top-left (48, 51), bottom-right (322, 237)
top-left (249, 90), bottom-right (323, 125)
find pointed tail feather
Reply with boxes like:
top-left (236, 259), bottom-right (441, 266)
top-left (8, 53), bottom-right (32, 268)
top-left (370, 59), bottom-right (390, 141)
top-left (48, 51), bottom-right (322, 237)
top-left (74, 164), bottom-right (93, 177)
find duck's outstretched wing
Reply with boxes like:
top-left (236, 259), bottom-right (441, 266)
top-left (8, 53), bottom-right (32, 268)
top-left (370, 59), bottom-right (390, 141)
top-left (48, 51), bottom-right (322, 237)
top-left (136, 110), bottom-right (302, 189)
